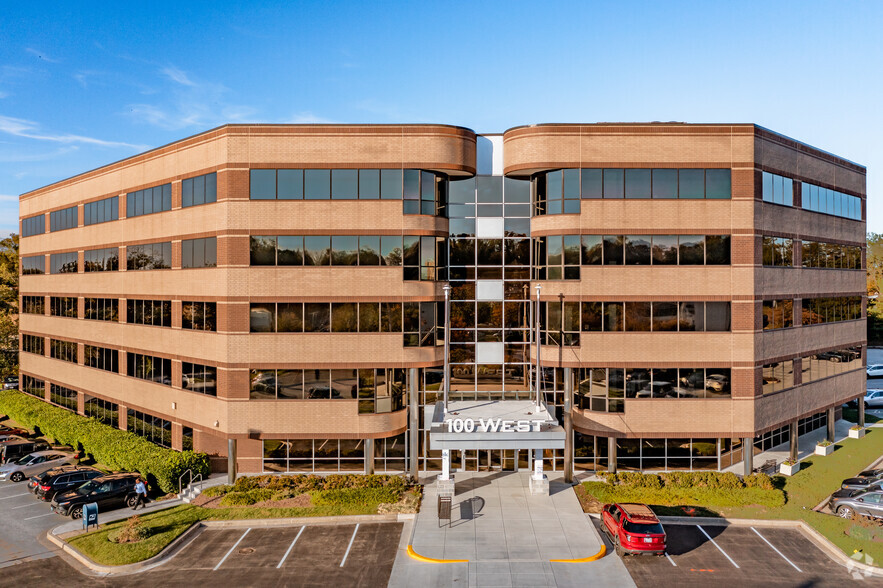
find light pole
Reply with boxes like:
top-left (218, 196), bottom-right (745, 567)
top-left (442, 284), bottom-right (451, 414)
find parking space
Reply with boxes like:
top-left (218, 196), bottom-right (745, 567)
top-left (621, 523), bottom-right (867, 587)
top-left (0, 480), bottom-right (63, 568)
top-left (143, 522), bottom-right (403, 585)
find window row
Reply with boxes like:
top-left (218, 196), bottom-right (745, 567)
top-left (127, 183), bottom-right (172, 218)
top-left (22, 334), bottom-right (44, 355)
top-left (21, 256), bottom-right (44, 275)
top-left (536, 168), bottom-right (731, 215)
top-left (84, 345), bottom-right (119, 373)
top-left (762, 237), bottom-right (792, 267)
top-left (127, 409), bottom-right (171, 448)
top-left (22, 215), bottom-right (45, 237)
top-left (249, 235), bottom-right (443, 280)
top-left (802, 346), bottom-right (863, 383)
top-left (761, 171), bottom-right (794, 206)
top-left (263, 438), bottom-right (400, 473)
top-left (182, 301), bottom-right (216, 331)
top-left (127, 353), bottom-right (172, 386)
top-left (84, 247), bottom-right (119, 272)
top-left (761, 361), bottom-right (794, 394)
top-left (802, 182), bottom-right (862, 220)
top-left (21, 375), bottom-right (44, 398)
top-left (250, 302), bottom-right (439, 347)
top-left (543, 301), bottom-right (731, 341)
top-left (802, 241), bottom-right (862, 270)
top-left (181, 237), bottom-right (217, 268)
top-left (249, 168), bottom-right (446, 215)
top-left (85, 396), bottom-right (118, 427)
top-left (575, 367), bottom-right (733, 413)
top-left (802, 297), bottom-right (862, 325)
top-left (84, 196), bottom-right (119, 226)
top-left (50, 339), bottom-right (77, 363)
top-left (51, 296), bottom-right (77, 318)
top-left (249, 368), bottom-right (406, 414)
top-left (50, 384), bottom-right (78, 411)
top-left (21, 296), bottom-right (44, 314)
top-left (127, 299), bottom-right (172, 327)
top-left (127, 242), bottom-right (172, 270)
top-left (182, 362), bottom-right (217, 396)
top-left (50, 206), bottom-right (78, 232)
top-left (762, 299), bottom-right (793, 330)
top-left (182, 172), bottom-right (217, 208)
top-left (85, 298), bottom-right (118, 321)
top-left (50, 252), bottom-right (78, 274)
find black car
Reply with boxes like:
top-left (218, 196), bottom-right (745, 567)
top-left (29, 466), bottom-right (104, 501)
top-left (51, 472), bottom-right (141, 519)
top-left (0, 439), bottom-right (49, 464)
top-left (841, 469), bottom-right (883, 491)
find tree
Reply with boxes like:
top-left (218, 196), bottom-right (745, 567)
top-left (867, 233), bottom-right (883, 296)
top-left (0, 234), bottom-right (19, 377)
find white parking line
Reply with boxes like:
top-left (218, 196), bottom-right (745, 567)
top-left (213, 528), bottom-right (251, 571)
top-left (340, 524), bottom-right (359, 568)
top-left (0, 492), bottom-right (29, 500)
top-left (276, 526), bottom-right (305, 569)
top-left (664, 553), bottom-right (677, 567)
top-left (696, 525), bottom-right (739, 568)
top-left (23, 512), bottom-right (54, 521)
top-left (11, 502), bottom-right (42, 509)
top-left (750, 527), bottom-right (802, 572)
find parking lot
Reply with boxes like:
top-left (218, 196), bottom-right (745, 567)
top-left (0, 479), bottom-right (64, 568)
top-left (619, 523), bottom-right (870, 587)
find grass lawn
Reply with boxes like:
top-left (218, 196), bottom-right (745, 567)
top-left (68, 501), bottom-right (390, 566)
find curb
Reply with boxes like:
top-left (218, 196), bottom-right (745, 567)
top-left (406, 545), bottom-right (468, 563)
top-left (48, 511), bottom-right (414, 576)
top-left (657, 516), bottom-right (883, 578)
top-left (550, 544), bottom-right (606, 563)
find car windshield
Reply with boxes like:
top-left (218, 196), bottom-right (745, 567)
top-left (13, 455), bottom-right (35, 465)
top-left (76, 481), bottom-right (99, 495)
top-left (623, 520), bottom-right (664, 534)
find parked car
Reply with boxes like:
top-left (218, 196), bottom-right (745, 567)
top-left (0, 451), bottom-right (77, 482)
top-left (601, 503), bottom-right (667, 556)
top-left (829, 489), bottom-right (883, 520)
top-left (29, 466), bottom-right (104, 501)
top-left (0, 425), bottom-right (29, 436)
top-left (864, 390), bottom-right (883, 409)
top-left (2, 377), bottom-right (18, 390)
top-left (705, 374), bottom-right (729, 393)
top-left (867, 365), bottom-right (883, 378)
top-left (0, 439), bottom-right (50, 464)
top-left (635, 382), bottom-right (674, 399)
top-left (52, 472), bottom-right (141, 519)
top-left (841, 469), bottom-right (883, 491)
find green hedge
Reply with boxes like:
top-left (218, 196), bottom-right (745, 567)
top-left (0, 390), bottom-right (209, 493)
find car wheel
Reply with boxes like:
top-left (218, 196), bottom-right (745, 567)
top-left (10, 472), bottom-right (24, 482)
top-left (837, 506), bottom-right (854, 519)
top-left (70, 506), bottom-right (83, 519)
top-left (615, 538), bottom-right (625, 557)
top-left (126, 496), bottom-right (138, 508)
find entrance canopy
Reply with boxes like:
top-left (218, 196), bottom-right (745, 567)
top-left (426, 400), bottom-right (565, 451)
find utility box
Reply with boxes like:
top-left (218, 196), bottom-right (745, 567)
top-left (83, 502), bottom-right (99, 530)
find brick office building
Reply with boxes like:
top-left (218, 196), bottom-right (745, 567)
top-left (17, 123), bottom-right (867, 475)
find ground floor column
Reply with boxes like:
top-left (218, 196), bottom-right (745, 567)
top-left (607, 437), bottom-right (617, 474)
top-left (789, 420), bottom-right (799, 462)
top-left (742, 437), bottom-right (752, 476)
top-left (227, 438), bottom-right (237, 484)
top-left (563, 367), bottom-right (573, 484)
top-left (364, 438), bottom-right (374, 475)
top-left (859, 400), bottom-right (866, 428)
top-left (827, 407), bottom-right (836, 442)
top-left (408, 367), bottom-right (418, 478)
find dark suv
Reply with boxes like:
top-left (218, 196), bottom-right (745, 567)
top-left (51, 473), bottom-right (141, 519)
top-left (29, 466), bottom-right (104, 501)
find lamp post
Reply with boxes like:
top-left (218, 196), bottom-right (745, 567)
top-left (442, 284), bottom-right (451, 414)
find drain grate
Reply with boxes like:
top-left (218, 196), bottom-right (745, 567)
top-left (238, 547), bottom-right (256, 555)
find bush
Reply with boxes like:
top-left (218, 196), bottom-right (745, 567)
top-left (220, 488), bottom-right (275, 507)
top-left (108, 515), bottom-right (150, 544)
top-left (201, 485), bottom-right (232, 498)
top-left (0, 390), bottom-right (209, 493)
top-left (744, 473), bottom-right (774, 490)
top-left (613, 472), bottom-right (663, 489)
top-left (312, 486), bottom-right (402, 506)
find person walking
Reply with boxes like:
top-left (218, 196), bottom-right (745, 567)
top-left (132, 477), bottom-right (148, 510)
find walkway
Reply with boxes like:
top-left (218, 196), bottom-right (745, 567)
top-left (389, 471), bottom-right (634, 588)
top-left (722, 418), bottom-right (872, 474)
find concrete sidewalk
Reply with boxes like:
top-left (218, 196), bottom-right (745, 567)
top-left (389, 471), bottom-right (634, 587)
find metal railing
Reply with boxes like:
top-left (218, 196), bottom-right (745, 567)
top-left (178, 469), bottom-right (204, 495)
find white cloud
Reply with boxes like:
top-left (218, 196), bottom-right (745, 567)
top-left (25, 48), bottom-right (60, 63)
top-left (0, 114), bottom-right (147, 149)
top-left (0, 194), bottom-right (18, 202)
top-left (160, 66), bottom-right (196, 87)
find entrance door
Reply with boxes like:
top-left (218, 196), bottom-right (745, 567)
top-left (502, 450), bottom-right (517, 471)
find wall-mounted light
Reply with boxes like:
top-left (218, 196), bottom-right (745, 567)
top-left (214, 420), bottom-right (220, 427)
top-left (171, 402), bottom-right (176, 410)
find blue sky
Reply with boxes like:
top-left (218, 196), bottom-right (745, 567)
top-left (1, 1), bottom-right (880, 234)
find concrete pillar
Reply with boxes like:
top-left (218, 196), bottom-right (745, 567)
top-left (859, 400), bottom-right (866, 428)
top-left (227, 438), bottom-right (237, 484)
top-left (742, 437), bottom-right (752, 477)
top-left (827, 407), bottom-right (836, 442)
top-left (789, 420), bottom-right (799, 462)
top-left (607, 437), bottom-right (617, 474)
top-left (364, 438), bottom-right (374, 475)
top-left (563, 367), bottom-right (573, 484)
top-left (408, 367), bottom-right (419, 478)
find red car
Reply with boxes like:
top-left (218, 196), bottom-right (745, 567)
top-left (0, 425), bottom-right (29, 437)
top-left (602, 503), bottom-right (667, 556)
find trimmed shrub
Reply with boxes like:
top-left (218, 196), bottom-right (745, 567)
top-left (312, 486), bottom-right (402, 506)
top-left (201, 485), bottom-right (232, 498)
top-left (744, 473), bottom-right (774, 490)
top-left (0, 390), bottom-right (209, 493)
top-left (220, 488), bottom-right (275, 507)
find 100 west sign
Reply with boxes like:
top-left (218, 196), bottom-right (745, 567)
top-left (444, 418), bottom-right (545, 433)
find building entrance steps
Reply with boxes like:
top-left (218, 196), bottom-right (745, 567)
top-left (390, 471), bottom-right (635, 587)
